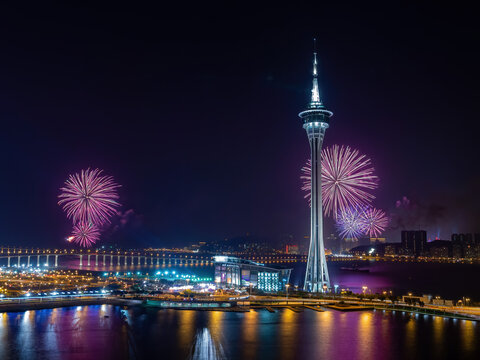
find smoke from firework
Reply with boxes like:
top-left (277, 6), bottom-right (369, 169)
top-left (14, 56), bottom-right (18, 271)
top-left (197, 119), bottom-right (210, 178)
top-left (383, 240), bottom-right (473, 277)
top-left (391, 196), bottom-right (445, 232)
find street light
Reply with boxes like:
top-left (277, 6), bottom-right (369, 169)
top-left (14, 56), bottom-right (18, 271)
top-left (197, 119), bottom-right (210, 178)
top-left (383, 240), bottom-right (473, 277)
top-left (285, 284), bottom-right (290, 303)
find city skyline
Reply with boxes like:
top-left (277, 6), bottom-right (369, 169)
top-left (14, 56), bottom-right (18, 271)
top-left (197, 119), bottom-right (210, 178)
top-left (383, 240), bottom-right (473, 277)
top-left (0, 3), bottom-right (479, 248)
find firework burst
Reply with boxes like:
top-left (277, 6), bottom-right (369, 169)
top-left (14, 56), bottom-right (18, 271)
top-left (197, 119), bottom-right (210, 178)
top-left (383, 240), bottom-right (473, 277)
top-left (335, 207), bottom-right (366, 239)
top-left (301, 145), bottom-right (379, 218)
top-left (360, 207), bottom-right (389, 238)
top-left (71, 222), bottom-right (100, 247)
top-left (58, 168), bottom-right (121, 225)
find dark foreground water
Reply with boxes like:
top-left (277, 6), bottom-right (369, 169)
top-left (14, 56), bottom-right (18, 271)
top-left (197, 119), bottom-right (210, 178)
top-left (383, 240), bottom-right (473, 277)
top-left (0, 305), bottom-right (479, 360)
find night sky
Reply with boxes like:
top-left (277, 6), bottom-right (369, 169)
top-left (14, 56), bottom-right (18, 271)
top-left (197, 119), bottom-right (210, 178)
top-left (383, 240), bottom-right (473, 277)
top-left (0, 3), bottom-right (478, 248)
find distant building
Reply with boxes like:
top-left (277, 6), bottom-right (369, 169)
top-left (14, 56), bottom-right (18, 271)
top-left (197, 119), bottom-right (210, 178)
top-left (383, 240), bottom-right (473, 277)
top-left (476, 234), bottom-right (480, 258)
top-left (349, 246), bottom-right (368, 256)
top-left (325, 234), bottom-right (340, 254)
top-left (427, 240), bottom-right (451, 258)
top-left (358, 237), bottom-right (371, 247)
top-left (464, 243), bottom-right (477, 259)
top-left (285, 244), bottom-right (299, 255)
top-left (401, 230), bottom-right (427, 256)
top-left (213, 256), bottom-right (291, 292)
top-left (349, 244), bottom-right (386, 256)
top-left (385, 243), bottom-right (402, 256)
top-left (451, 233), bottom-right (479, 259)
top-left (370, 237), bottom-right (386, 244)
top-left (402, 294), bottom-right (431, 305)
top-left (452, 234), bottom-right (464, 258)
top-left (343, 238), bottom-right (359, 252)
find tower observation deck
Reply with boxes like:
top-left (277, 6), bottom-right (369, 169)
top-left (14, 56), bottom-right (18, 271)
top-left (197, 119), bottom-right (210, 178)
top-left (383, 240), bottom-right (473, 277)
top-left (299, 45), bottom-right (332, 292)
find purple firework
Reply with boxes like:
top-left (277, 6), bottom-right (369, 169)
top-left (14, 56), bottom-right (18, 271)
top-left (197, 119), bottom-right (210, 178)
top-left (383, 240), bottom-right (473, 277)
top-left (335, 207), bottom-right (367, 239)
top-left (360, 207), bottom-right (389, 238)
top-left (71, 222), bottom-right (100, 247)
top-left (58, 168), bottom-right (121, 225)
top-left (301, 145), bottom-right (379, 218)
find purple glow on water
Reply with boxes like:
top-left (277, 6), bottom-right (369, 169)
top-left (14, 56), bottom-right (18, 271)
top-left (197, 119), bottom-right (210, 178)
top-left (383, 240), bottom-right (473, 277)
top-left (0, 306), bottom-right (478, 359)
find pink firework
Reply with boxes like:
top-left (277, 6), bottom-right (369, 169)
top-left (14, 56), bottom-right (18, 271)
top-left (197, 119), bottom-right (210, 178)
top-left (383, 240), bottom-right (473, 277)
top-left (335, 207), bottom-right (366, 239)
top-left (58, 168), bottom-right (121, 225)
top-left (360, 207), bottom-right (389, 238)
top-left (301, 145), bottom-right (379, 218)
top-left (71, 222), bottom-right (100, 247)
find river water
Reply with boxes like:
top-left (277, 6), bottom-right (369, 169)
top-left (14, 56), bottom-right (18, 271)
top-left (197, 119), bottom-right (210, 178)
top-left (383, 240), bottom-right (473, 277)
top-left (57, 257), bottom-right (480, 300)
top-left (0, 305), bottom-right (478, 359)
top-left (2, 259), bottom-right (479, 358)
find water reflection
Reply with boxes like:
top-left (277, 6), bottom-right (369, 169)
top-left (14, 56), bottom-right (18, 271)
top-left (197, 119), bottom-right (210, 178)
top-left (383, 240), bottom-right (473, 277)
top-left (316, 310), bottom-right (333, 358)
top-left (191, 328), bottom-right (225, 360)
top-left (278, 310), bottom-right (297, 360)
top-left (241, 310), bottom-right (258, 359)
top-left (0, 313), bottom-right (9, 359)
top-left (44, 308), bottom-right (59, 354)
top-left (0, 306), bottom-right (479, 359)
top-left (461, 320), bottom-right (475, 354)
top-left (178, 310), bottom-right (196, 351)
top-left (432, 316), bottom-right (445, 357)
top-left (17, 310), bottom-right (35, 359)
top-left (358, 312), bottom-right (374, 359)
top-left (405, 317), bottom-right (417, 358)
top-left (207, 311), bottom-right (224, 343)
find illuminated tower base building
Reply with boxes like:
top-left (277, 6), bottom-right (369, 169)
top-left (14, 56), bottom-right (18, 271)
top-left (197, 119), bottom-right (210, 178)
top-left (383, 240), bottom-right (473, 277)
top-left (300, 48), bottom-right (332, 292)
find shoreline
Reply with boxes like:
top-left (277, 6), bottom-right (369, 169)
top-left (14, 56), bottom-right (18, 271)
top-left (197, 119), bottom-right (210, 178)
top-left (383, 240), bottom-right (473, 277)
top-left (1, 297), bottom-right (479, 322)
top-left (0, 297), bottom-right (141, 313)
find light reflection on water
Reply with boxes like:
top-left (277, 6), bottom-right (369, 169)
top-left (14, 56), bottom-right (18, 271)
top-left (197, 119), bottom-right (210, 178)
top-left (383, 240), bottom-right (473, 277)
top-left (278, 307), bottom-right (297, 360)
top-left (178, 310), bottom-right (196, 353)
top-left (357, 312), bottom-right (374, 359)
top-left (0, 314), bottom-right (9, 359)
top-left (191, 328), bottom-right (225, 360)
top-left (462, 319), bottom-right (475, 354)
top-left (432, 316), bottom-right (445, 358)
top-left (44, 308), bottom-right (59, 355)
top-left (241, 310), bottom-right (258, 359)
top-left (405, 316), bottom-right (417, 358)
top-left (207, 310), bottom-right (224, 343)
top-left (0, 306), bottom-right (478, 359)
top-left (17, 310), bottom-right (34, 359)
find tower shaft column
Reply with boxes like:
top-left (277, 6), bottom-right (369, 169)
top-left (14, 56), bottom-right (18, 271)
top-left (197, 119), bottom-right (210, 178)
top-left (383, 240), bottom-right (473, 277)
top-left (303, 133), bottom-right (330, 292)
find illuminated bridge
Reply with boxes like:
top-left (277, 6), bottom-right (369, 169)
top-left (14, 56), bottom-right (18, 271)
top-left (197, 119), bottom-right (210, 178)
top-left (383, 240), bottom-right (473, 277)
top-left (0, 247), bottom-right (307, 268)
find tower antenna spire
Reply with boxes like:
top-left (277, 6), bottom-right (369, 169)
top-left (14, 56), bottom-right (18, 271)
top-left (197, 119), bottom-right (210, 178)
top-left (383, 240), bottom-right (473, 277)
top-left (311, 38), bottom-right (321, 105)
